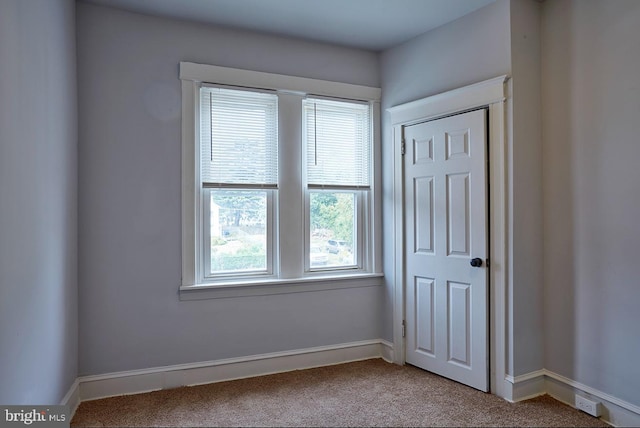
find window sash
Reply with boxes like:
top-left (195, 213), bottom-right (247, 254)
top-left (304, 189), bottom-right (367, 273)
top-left (202, 188), bottom-right (276, 280)
top-left (200, 87), bottom-right (278, 187)
top-left (303, 98), bottom-right (371, 188)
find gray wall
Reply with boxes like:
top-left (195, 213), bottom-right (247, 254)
top-left (0, 0), bottom-right (78, 404)
top-left (379, 0), bottom-right (512, 357)
top-left (76, 3), bottom-right (382, 376)
top-left (542, 0), bottom-right (640, 407)
top-left (509, 0), bottom-right (543, 376)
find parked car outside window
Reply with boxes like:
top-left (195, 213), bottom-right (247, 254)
top-left (326, 240), bottom-right (339, 254)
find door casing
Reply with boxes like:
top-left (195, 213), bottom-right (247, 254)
top-left (388, 75), bottom-right (510, 399)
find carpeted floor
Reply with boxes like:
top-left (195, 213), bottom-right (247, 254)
top-left (71, 359), bottom-right (609, 427)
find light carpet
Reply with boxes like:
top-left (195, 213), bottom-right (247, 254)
top-left (71, 359), bottom-right (608, 427)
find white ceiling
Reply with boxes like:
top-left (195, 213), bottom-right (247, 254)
top-left (80, 0), bottom-right (495, 51)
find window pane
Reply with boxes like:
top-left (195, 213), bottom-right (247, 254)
top-left (200, 87), bottom-right (278, 186)
top-left (309, 192), bottom-right (356, 268)
top-left (209, 190), bottom-right (267, 274)
top-left (303, 98), bottom-right (370, 187)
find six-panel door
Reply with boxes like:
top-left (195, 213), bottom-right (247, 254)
top-left (404, 109), bottom-right (489, 392)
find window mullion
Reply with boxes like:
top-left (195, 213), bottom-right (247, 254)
top-left (277, 93), bottom-right (305, 279)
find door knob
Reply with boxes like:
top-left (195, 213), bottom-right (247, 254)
top-left (470, 258), bottom-right (483, 267)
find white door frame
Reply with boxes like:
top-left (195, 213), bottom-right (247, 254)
top-left (388, 75), bottom-right (511, 399)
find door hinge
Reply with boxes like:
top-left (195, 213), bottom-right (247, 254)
top-left (402, 320), bottom-right (406, 338)
top-left (401, 138), bottom-right (406, 156)
top-left (486, 258), bottom-right (490, 267)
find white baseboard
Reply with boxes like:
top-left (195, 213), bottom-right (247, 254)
top-left (60, 378), bottom-right (80, 420)
top-left (78, 339), bottom-right (388, 402)
top-left (380, 340), bottom-right (394, 363)
top-left (544, 370), bottom-right (640, 427)
top-left (507, 369), bottom-right (640, 427)
top-left (505, 370), bottom-right (546, 402)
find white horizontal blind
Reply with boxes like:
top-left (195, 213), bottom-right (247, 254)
top-left (200, 87), bottom-right (278, 188)
top-left (303, 98), bottom-right (371, 189)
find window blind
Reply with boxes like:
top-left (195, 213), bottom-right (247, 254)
top-left (303, 98), bottom-right (371, 189)
top-left (200, 87), bottom-right (278, 188)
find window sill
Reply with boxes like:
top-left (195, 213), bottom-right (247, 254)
top-left (179, 272), bottom-right (384, 301)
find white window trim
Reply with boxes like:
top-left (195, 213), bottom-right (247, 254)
top-left (180, 62), bottom-right (382, 297)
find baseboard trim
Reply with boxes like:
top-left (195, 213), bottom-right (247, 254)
top-left (507, 369), bottom-right (640, 427)
top-left (60, 379), bottom-right (80, 420)
top-left (78, 340), bottom-right (387, 402)
top-left (380, 340), bottom-right (394, 363)
top-left (505, 370), bottom-right (546, 402)
top-left (544, 370), bottom-right (640, 427)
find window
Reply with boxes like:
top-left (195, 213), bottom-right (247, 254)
top-left (200, 87), bottom-right (277, 279)
top-left (303, 98), bottom-right (371, 271)
top-left (180, 62), bottom-right (381, 291)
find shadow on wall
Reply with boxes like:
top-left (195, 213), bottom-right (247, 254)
top-left (542, 0), bottom-right (577, 382)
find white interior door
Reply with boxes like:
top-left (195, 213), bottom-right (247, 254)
top-left (404, 109), bottom-right (488, 392)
